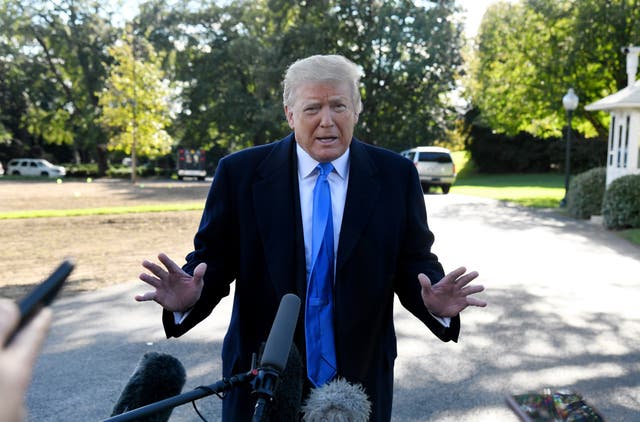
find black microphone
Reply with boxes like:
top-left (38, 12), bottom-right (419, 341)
top-left (252, 293), bottom-right (301, 422)
top-left (301, 378), bottom-right (372, 422)
top-left (110, 352), bottom-right (187, 422)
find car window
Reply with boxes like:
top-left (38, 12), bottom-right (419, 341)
top-left (418, 152), bottom-right (452, 163)
top-left (22, 162), bottom-right (29, 167)
top-left (30, 162), bottom-right (38, 167)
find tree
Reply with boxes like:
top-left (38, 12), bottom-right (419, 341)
top-left (161, 0), bottom-right (463, 155)
top-left (331, 0), bottom-right (463, 151)
top-left (98, 30), bottom-right (174, 182)
top-left (1, 0), bottom-right (117, 172)
top-left (468, 0), bottom-right (640, 140)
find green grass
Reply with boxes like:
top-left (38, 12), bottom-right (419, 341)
top-left (619, 229), bottom-right (640, 244)
top-left (0, 203), bottom-right (204, 220)
top-left (452, 173), bottom-right (565, 208)
top-left (450, 151), bottom-right (565, 208)
top-left (449, 152), bottom-right (640, 245)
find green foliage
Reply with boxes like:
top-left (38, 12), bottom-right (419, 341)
top-left (0, 0), bottom-right (117, 169)
top-left (466, 124), bottom-right (607, 174)
top-left (65, 163), bottom-right (99, 178)
top-left (567, 167), bottom-right (606, 219)
top-left (602, 174), bottom-right (640, 229)
top-left (98, 31), bottom-right (174, 159)
top-left (333, 1), bottom-right (464, 151)
top-left (165, 0), bottom-right (463, 152)
top-left (468, 0), bottom-right (640, 140)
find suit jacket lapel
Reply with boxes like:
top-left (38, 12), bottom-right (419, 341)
top-left (337, 140), bottom-right (380, 272)
top-left (252, 134), bottom-right (304, 298)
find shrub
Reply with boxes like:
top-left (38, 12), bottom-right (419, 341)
top-left (65, 163), bottom-right (99, 178)
top-left (602, 174), bottom-right (640, 229)
top-left (567, 167), bottom-right (606, 219)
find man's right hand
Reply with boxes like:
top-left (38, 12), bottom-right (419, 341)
top-left (136, 253), bottom-right (206, 313)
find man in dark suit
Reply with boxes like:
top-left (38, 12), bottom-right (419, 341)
top-left (136, 54), bottom-right (486, 421)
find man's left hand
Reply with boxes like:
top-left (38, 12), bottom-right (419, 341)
top-left (419, 267), bottom-right (486, 318)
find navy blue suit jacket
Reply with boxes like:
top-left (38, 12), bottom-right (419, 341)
top-left (163, 134), bottom-right (460, 421)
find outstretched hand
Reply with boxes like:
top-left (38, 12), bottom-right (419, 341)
top-left (419, 267), bottom-right (486, 318)
top-left (136, 253), bottom-right (206, 313)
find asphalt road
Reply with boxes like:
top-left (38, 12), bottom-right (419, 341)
top-left (26, 193), bottom-right (640, 421)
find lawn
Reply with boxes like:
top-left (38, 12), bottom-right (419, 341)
top-left (449, 151), bottom-right (640, 245)
top-left (450, 151), bottom-right (564, 208)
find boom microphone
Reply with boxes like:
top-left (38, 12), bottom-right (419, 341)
top-left (110, 352), bottom-right (186, 422)
top-left (252, 293), bottom-right (301, 422)
top-left (301, 378), bottom-right (372, 422)
top-left (260, 294), bottom-right (301, 371)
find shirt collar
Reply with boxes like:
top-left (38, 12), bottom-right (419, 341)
top-left (296, 142), bottom-right (350, 180)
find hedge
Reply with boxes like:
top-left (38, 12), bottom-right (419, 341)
top-left (567, 167), bottom-right (606, 219)
top-left (602, 174), bottom-right (640, 229)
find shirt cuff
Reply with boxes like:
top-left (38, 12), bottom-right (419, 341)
top-left (428, 310), bottom-right (451, 328)
top-left (173, 308), bottom-right (193, 325)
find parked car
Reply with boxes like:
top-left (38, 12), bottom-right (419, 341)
top-left (400, 146), bottom-right (456, 194)
top-left (7, 158), bottom-right (66, 178)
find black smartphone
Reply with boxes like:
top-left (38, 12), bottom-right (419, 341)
top-left (4, 258), bottom-right (75, 346)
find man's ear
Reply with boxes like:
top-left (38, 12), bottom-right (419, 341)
top-left (284, 105), bottom-right (295, 130)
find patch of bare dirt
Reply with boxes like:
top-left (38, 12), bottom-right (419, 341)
top-left (0, 179), bottom-right (211, 300)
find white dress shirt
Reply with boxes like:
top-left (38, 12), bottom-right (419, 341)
top-left (296, 144), bottom-right (350, 277)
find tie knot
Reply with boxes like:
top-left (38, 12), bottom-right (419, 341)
top-left (317, 162), bottom-right (334, 178)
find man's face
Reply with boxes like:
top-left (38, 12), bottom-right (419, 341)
top-left (285, 81), bottom-right (358, 163)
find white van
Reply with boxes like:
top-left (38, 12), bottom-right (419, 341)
top-left (400, 146), bottom-right (456, 194)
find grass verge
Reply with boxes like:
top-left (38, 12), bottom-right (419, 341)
top-left (0, 203), bottom-right (204, 219)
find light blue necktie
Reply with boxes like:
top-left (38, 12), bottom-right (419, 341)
top-left (305, 162), bottom-right (337, 387)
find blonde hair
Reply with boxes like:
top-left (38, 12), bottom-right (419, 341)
top-left (282, 54), bottom-right (363, 114)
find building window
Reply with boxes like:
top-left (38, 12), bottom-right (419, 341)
top-left (617, 124), bottom-right (623, 167)
top-left (623, 115), bottom-right (630, 168)
top-left (609, 116), bottom-right (615, 166)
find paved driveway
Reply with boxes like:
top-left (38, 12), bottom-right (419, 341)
top-left (26, 194), bottom-right (640, 421)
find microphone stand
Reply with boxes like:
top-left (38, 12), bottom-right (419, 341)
top-left (102, 370), bottom-right (256, 422)
top-left (251, 366), bottom-right (281, 422)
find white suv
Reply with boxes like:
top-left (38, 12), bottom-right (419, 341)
top-left (7, 158), bottom-right (66, 178)
top-left (400, 146), bottom-right (456, 194)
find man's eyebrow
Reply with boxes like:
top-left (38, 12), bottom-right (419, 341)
top-left (301, 95), bottom-right (348, 104)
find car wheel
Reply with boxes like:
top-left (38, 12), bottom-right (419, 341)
top-left (442, 185), bottom-right (451, 194)
top-left (41, 171), bottom-right (49, 177)
top-left (420, 182), bottom-right (431, 193)
top-left (12, 170), bottom-right (20, 176)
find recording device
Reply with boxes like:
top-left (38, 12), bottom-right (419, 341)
top-left (251, 293), bottom-right (301, 422)
top-left (301, 377), bottom-right (372, 422)
top-left (104, 294), bottom-right (301, 422)
top-left (110, 352), bottom-right (187, 422)
top-left (259, 342), bottom-right (304, 420)
top-left (5, 258), bottom-right (75, 346)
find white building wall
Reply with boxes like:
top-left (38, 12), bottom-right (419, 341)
top-left (606, 110), bottom-right (640, 186)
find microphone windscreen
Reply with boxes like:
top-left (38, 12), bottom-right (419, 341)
top-left (110, 352), bottom-right (186, 422)
top-left (301, 378), bottom-right (372, 422)
top-left (260, 293), bottom-right (301, 372)
top-left (271, 343), bottom-right (304, 420)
